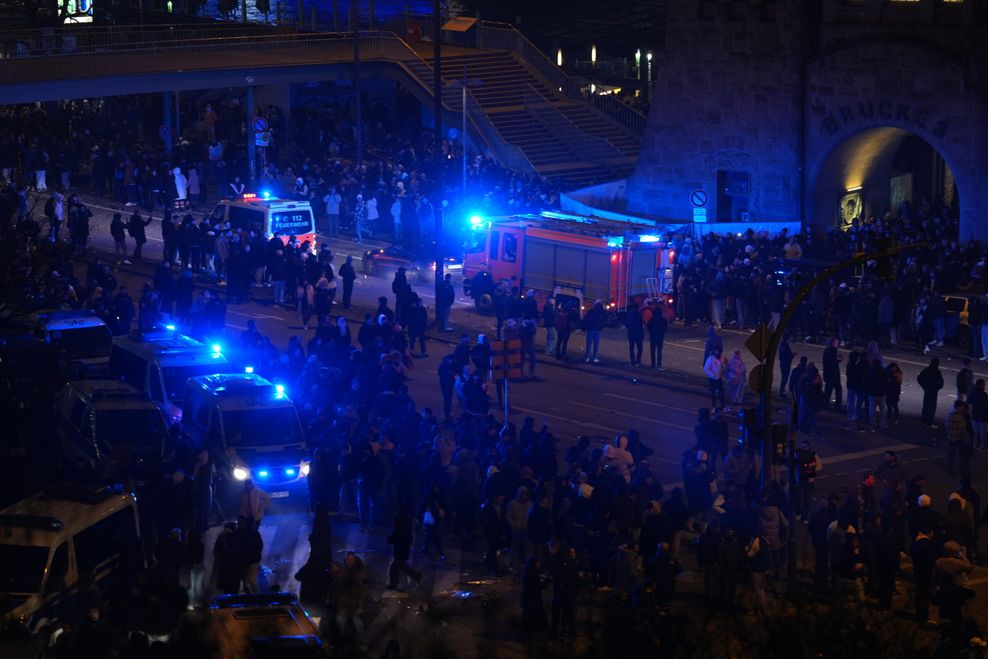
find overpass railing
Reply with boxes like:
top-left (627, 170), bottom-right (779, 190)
top-left (523, 83), bottom-right (623, 174)
top-left (475, 20), bottom-right (647, 139)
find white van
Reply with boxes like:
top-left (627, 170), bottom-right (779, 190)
top-left (182, 373), bottom-right (308, 502)
top-left (33, 310), bottom-right (113, 378)
top-left (109, 329), bottom-right (229, 422)
top-left (209, 195), bottom-right (316, 246)
top-left (0, 484), bottom-right (142, 634)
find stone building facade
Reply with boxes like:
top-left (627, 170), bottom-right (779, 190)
top-left (626, 0), bottom-right (988, 240)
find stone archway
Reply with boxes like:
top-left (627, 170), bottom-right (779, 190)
top-left (809, 126), bottom-right (959, 230)
top-left (804, 40), bottom-right (988, 240)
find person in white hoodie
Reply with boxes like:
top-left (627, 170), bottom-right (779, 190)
top-left (604, 435), bottom-right (635, 483)
top-left (704, 348), bottom-right (726, 411)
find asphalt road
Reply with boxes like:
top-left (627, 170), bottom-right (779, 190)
top-left (50, 192), bottom-right (988, 654)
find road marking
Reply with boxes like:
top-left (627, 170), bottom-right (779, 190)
top-left (820, 442), bottom-right (919, 467)
top-left (228, 310), bottom-right (284, 320)
top-left (603, 392), bottom-right (705, 414)
top-left (566, 400), bottom-right (695, 433)
top-left (228, 323), bottom-right (248, 330)
top-left (512, 405), bottom-right (619, 435)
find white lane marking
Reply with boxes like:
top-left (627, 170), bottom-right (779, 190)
top-left (567, 400), bottom-right (695, 433)
top-left (512, 405), bottom-right (620, 435)
top-left (820, 442), bottom-right (920, 467)
top-left (604, 392), bottom-right (706, 414)
top-left (228, 310), bottom-right (284, 320)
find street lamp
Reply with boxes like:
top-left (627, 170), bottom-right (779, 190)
top-left (557, 48), bottom-right (563, 67)
top-left (591, 44), bottom-right (597, 65)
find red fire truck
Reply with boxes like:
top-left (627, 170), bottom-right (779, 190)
top-left (463, 211), bottom-right (676, 315)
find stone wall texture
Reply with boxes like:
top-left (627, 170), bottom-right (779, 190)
top-left (626, 0), bottom-right (988, 241)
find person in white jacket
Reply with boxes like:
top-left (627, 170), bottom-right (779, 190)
top-left (703, 348), bottom-right (726, 411)
top-left (604, 435), bottom-right (635, 483)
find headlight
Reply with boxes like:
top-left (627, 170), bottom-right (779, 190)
top-left (233, 467), bottom-right (250, 481)
top-left (300, 462), bottom-right (310, 476)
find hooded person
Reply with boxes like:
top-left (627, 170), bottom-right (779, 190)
top-left (604, 435), bottom-right (635, 483)
top-left (172, 167), bottom-right (188, 201)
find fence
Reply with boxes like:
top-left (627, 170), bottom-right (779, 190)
top-left (476, 20), bottom-right (647, 140)
top-left (523, 84), bottom-right (623, 173)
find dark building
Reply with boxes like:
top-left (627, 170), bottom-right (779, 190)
top-left (627, 0), bottom-right (988, 239)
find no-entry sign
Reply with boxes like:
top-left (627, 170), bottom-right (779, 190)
top-left (690, 189), bottom-right (708, 208)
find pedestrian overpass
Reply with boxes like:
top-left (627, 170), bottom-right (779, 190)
top-left (0, 22), bottom-right (645, 186)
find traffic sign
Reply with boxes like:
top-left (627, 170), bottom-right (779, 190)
top-left (252, 116), bottom-right (269, 132)
top-left (491, 339), bottom-right (523, 379)
top-left (690, 189), bottom-right (708, 208)
top-left (693, 207), bottom-right (707, 223)
top-left (255, 131), bottom-right (272, 147)
top-left (744, 323), bottom-right (771, 363)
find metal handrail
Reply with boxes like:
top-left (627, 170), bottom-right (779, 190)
top-left (475, 21), bottom-right (647, 141)
top-left (522, 84), bottom-right (623, 172)
top-left (588, 94), bottom-right (648, 139)
top-left (442, 86), bottom-right (533, 173)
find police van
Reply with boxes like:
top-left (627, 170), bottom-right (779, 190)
top-left (0, 484), bottom-right (142, 635)
top-left (33, 310), bottom-right (113, 378)
top-left (209, 194), bottom-right (316, 246)
top-left (181, 373), bottom-right (308, 503)
top-left (54, 380), bottom-right (171, 483)
top-left (108, 329), bottom-right (229, 422)
top-left (208, 593), bottom-right (326, 659)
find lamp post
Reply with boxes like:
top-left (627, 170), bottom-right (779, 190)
top-left (433, 0), bottom-right (444, 321)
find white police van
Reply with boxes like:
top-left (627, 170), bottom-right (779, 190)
top-left (0, 484), bottom-right (142, 635)
top-left (33, 310), bottom-right (113, 378)
top-left (181, 373), bottom-right (309, 504)
top-left (109, 329), bottom-right (229, 423)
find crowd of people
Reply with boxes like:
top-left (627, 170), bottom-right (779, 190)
top-left (4, 88), bottom-right (988, 658)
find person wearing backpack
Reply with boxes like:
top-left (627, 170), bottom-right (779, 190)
top-left (696, 519), bottom-right (723, 603)
top-left (745, 533), bottom-right (771, 614)
top-left (554, 302), bottom-right (575, 361)
top-left (127, 211), bottom-right (153, 262)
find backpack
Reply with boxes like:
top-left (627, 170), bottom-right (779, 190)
top-left (746, 536), bottom-right (772, 573)
top-left (554, 311), bottom-right (570, 332)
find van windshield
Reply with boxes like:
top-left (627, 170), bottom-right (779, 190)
top-left (0, 544), bottom-right (48, 593)
top-left (95, 409), bottom-right (167, 452)
top-left (222, 408), bottom-right (304, 447)
top-left (49, 325), bottom-right (113, 359)
top-left (162, 363), bottom-right (226, 403)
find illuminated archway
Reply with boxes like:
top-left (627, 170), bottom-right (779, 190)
top-left (810, 126), bottom-right (959, 230)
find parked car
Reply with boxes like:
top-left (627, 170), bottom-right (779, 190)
top-left (362, 243), bottom-right (461, 282)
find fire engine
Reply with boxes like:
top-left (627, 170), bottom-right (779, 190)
top-left (462, 211), bottom-right (675, 315)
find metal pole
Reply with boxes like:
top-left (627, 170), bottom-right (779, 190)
top-left (332, 0), bottom-right (338, 31)
top-left (368, 0), bottom-right (375, 30)
top-left (296, 0), bottom-right (302, 29)
top-left (241, 0), bottom-right (247, 22)
top-left (462, 83), bottom-right (467, 193)
top-left (162, 92), bottom-right (172, 157)
top-left (174, 91), bottom-right (180, 141)
top-left (246, 86), bottom-right (256, 181)
top-left (503, 377), bottom-right (509, 429)
top-left (433, 0), bottom-right (443, 322)
top-left (353, 6), bottom-right (363, 163)
top-left (311, 5), bottom-right (316, 30)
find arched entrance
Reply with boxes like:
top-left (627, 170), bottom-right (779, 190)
top-left (810, 127), bottom-right (960, 231)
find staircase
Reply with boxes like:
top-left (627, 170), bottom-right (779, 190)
top-left (417, 49), bottom-right (638, 187)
